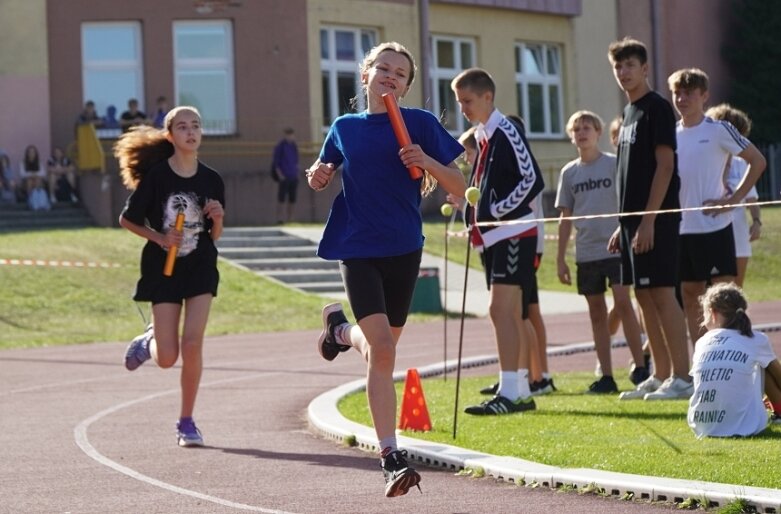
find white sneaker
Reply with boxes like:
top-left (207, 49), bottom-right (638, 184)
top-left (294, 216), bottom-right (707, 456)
top-left (644, 376), bottom-right (694, 400)
top-left (619, 375), bottom-right (662, 400)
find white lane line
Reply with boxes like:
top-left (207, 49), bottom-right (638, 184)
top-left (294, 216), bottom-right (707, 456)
top-left (74, 372), bottom-right (296, 514)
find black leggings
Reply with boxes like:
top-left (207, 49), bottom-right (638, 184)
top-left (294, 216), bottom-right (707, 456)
top-left (339, 249), bottom-right (422, 327)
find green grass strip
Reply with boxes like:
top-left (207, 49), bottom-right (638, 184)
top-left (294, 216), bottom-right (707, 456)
top-left (339, 370), bottom-right (781, 489)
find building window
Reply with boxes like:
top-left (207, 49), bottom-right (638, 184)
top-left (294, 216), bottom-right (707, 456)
top-left (515, 43), bottom-right (564, 138)
top-left (431, 36), bottom-right (475, 134)
top-left (320, 27), bottom-right (377, 129)
top-left (81, 22), bottom-right (143, 138)
top-left (174, 20), bottom-right (236, 135)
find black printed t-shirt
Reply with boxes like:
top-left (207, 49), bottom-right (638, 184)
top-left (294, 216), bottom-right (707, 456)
top-left (121, 160), bottom-right (225, 303)
top-left (615, 90), bottom-right (681, 226)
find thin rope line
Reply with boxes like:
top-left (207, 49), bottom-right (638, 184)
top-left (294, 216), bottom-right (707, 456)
top-left (447, 198), bottom-right (781, 237)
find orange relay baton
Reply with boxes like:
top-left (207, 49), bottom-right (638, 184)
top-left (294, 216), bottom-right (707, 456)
top-left (382, 93), bottom-right (423, 180)
top-left (163, 210), bottom-right (185, 277)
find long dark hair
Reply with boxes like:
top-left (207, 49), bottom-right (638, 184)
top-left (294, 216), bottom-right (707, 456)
top-left (699, 282), bottom-right (753, 337)
top-left (23, 145), bottom-right (40, 171)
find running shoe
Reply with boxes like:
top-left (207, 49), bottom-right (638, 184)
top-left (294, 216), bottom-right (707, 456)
top-left (381, 449), bottom-right (421, 497)
top-left (530, 378), bottom-right (556, 396)
top-left (124, 324), bottom-right (153, 371)
top-left (619, 375), bottom-right (662, 400)
top-left (479, 381), bottom-right (499, 395)
top-left (317, 303), bottom-right (351, 361)
top-left (176, 417), bottom-right (204, 447)
top-left (464, 395), bottom-right (536, 415)
top-left (644, 376), bottom-right (694, 400)
top-left (587, 375), bottom-right (619, 394)
top-left (629, 366), bottom-right (650, 386)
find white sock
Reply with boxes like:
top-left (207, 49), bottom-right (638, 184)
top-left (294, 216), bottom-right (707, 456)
top-left (334, 323), bottom-right (351, 346)
top-left (379, 436), bottom-right (397, 456)
top-left (498, 371), bottom-right (519, 400)
top-left (542, 372), bottom-right (551, 380)
top-left (517, 369), bottom-right (531, 399)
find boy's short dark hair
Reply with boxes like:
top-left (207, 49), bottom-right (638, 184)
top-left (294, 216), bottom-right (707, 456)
top-left (667, 68), bottom-right (709, 93)
top-left (607, 37), bottom-right (648, 65)
top-left (451, 68), bottom-right (496, 97)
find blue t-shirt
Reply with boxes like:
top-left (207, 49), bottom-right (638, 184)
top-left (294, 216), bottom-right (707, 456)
top-left (318, 108), bottom-right (463, 260)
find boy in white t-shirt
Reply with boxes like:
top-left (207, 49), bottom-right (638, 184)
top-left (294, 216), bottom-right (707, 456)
top-left (688, 282), bottom-right (781, 438)
top-left (667, 68), bottom-right (766, 352)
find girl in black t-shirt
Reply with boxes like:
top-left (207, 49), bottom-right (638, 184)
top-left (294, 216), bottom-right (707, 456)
top-left (114, 106), bottom-right (225, 447)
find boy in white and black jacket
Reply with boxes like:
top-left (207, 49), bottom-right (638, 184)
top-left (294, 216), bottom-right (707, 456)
top-left (452, 68), bottom-right (545, 416)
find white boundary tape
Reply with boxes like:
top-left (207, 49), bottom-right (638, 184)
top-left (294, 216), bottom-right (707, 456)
top-left (447, 199), bottom-right (781, 236)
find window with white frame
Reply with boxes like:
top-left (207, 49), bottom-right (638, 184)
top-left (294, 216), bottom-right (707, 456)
top-left (431, 36), bottom-right (475, 134)
top-left (81, 22), bottom-right (143, 138)
top-left (173, 20), bottom-right (236, 135)
top-left (320, 27), bottom-right (377, 129)
top-left (515, 42), bottom-right (564, 138)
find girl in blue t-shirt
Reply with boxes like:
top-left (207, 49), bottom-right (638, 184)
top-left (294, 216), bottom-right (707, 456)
top-left (115, 106), bottom-right (225, 449)
top-left (307, 41), bottom-right (465, 497)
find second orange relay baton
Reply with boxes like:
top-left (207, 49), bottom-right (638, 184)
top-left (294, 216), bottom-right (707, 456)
top-left (163, 210), bottom-right (185, 277)
top-left (382, 93), bottom-right (423, 180)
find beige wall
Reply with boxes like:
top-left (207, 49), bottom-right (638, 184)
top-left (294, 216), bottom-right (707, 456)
top-left (306, 0), bottom-right (420, 141)
top-left (571, 0), bottom-right (622, 150)
top-left (429, 3), bottom-right (581, 189)
top-left (0, 0), bottom-right (50, 169)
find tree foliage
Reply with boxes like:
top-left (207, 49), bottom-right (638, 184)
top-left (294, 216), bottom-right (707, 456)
top-left (722, 0), bottom-right (781, 144)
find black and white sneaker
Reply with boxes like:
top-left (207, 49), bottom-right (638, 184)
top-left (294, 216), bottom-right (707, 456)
top-left (530, 378), bottom-right (556, 396)
top-left (479, 381), bottom-right (499, 395)
top-left (629, 366), bottom-right (650, 386)
top-left (381, 449), bottom-right (421, 497)
top-left (587, 375), bottom-right (619, 394)
top-left (317, 303), bottom-right (351, 361)
top-left (464, 395), bottom-right (536, 415)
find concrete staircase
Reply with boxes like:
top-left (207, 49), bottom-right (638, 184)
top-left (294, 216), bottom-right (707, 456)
top-left (217, 226), bottom-right (345, 296)
top-left (0, 201), bottom-right (94, 232)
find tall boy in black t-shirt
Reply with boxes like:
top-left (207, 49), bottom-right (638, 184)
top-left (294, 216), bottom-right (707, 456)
top-left (607, 38), bottom-right (692, 401)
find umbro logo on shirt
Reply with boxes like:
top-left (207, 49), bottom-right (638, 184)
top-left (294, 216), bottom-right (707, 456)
top-left (698, 139), bottom-right (711, 144)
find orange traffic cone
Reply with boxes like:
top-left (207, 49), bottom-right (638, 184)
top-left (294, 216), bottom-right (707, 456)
top-left (398, 368), bottom-right (432, 432)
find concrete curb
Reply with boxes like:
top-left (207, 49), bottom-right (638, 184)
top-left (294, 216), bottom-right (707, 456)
top-left (308, 338), bottom-right (781, 512)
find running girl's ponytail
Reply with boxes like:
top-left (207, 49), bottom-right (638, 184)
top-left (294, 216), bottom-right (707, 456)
top-left (699, 282), bottom-right (753, 337)
top-left (114, 126), bottom-right (173, 190)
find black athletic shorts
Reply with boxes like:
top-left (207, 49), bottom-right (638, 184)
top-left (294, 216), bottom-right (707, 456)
top-left (481, 236), bottom-right (537, 319)
top-left (134, 241), bottom-right (219, 305)
top-left (519, 252), bottom-right (542, 318)
top-left (277, 178), bottom-right (299, 203)
top-left (679, 224), bottom-right (737, 282)
top-left (339, 248), bottom-right (422, 327)
top-left (576, 257), bottom-right (621, 296)
top-left (620, 214), bottom-right (680, 289)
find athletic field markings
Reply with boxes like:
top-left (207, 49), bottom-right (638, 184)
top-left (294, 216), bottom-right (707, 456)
top-left (74, 368), bottom-right (309, 514)
top-left (0, 258), bottom-right (121, 268)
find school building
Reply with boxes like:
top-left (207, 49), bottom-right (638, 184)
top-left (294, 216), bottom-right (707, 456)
top-left (1, 0), bottom-right (770, 227)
